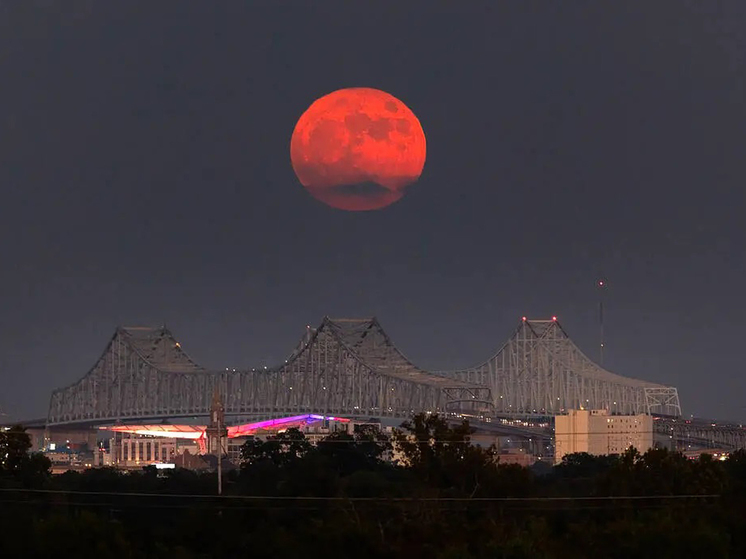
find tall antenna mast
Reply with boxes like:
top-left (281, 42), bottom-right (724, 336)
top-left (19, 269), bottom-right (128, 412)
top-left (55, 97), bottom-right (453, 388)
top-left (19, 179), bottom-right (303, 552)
top-left (597, 279), bottom-right (606, 366)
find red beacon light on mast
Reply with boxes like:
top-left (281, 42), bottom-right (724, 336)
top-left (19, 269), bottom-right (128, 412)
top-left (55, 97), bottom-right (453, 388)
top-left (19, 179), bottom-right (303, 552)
top-left (552, 316), bottom-right (557, 321)
top-left (522, 316), bottom-right (527, 321)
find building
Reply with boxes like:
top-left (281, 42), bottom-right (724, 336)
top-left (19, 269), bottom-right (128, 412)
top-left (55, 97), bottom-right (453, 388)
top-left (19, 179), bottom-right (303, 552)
top-left (497, 449), bottom-right (537, 467)
top-left (94, 414), bottom-right (356, 469)
top-left (110, 433), bottom-right (178, 467)
top-left (554, 409), bottom-right (653, 464)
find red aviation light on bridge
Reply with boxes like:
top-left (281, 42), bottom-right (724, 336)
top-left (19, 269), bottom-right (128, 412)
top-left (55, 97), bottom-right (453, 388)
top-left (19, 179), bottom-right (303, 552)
top-left (552, 316), bottom-right (557, 321)
top-left (522, 316), bottom-right (527, 321)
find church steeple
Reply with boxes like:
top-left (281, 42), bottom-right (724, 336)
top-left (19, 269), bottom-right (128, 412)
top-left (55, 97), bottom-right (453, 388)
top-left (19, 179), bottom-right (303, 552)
top-left (206, 389), bottom-right (227, 456)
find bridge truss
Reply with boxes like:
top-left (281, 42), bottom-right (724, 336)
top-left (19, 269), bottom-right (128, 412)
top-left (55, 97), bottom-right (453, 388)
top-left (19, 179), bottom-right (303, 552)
top-left (655, 418), bottom-right (746, 452)
top-left (47, 316), bottom-right (682, 428)
top-left (442, 318), bottom-right (681, 417)
top-left (47, 318), bottom-right (491, 426)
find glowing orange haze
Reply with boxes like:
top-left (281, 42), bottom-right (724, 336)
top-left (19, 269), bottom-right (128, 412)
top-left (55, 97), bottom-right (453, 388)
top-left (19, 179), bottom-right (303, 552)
top-left (290, 87), bottom-right (426, 211)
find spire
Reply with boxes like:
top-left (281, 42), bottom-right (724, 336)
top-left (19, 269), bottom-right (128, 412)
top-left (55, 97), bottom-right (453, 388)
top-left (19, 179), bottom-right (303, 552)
top-left (210, 388), bottom-right (224, 425)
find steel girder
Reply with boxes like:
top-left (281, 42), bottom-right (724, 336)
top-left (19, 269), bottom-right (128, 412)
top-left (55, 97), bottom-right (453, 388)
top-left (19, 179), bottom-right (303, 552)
top-left (442, 319), bottom-right (681, 417)
top-left (655, 419), bottom-right (746, 451)
top-left (46, 317), bottom-right (682, 426)
top-left (47, 318), bottom-right (491, 426)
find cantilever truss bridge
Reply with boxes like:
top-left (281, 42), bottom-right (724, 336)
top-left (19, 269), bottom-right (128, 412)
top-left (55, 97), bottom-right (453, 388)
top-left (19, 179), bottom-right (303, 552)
top-left (47, 317), bottom-right (682, 428)
top-left (47, 318), bottom-right (490, 426)
top-left (441, 318), bottom-right (681, 418)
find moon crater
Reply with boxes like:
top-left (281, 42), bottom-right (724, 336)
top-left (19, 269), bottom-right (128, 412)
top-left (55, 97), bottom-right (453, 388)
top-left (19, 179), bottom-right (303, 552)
top-left (290, 87), bottom-right (426, 211)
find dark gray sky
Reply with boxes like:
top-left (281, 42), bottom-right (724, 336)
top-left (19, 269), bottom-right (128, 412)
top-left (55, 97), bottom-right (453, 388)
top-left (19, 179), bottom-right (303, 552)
top-left (1, 2), bottom-right (744, 422)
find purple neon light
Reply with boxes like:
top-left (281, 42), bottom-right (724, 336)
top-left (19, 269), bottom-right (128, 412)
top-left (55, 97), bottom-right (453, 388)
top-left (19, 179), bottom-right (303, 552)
top-left (245, 414), bottom-right (316, 430)
top-left (309, 414), bottom-right (348, 422)
top-left (227, 413), bottom-right (349, 438)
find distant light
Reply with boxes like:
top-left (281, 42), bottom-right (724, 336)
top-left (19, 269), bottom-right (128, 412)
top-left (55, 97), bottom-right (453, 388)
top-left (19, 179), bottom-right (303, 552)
top-left (522, 316), bottom-right (527, 321)
top-left (552, 316), bottom-right (557, 321)
top-left (598, 280), bottom-right (605, 287)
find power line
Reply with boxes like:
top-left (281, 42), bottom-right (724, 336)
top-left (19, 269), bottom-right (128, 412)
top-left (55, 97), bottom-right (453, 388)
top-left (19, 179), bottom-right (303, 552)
top-left (0, 487), bottom-right (723, 502)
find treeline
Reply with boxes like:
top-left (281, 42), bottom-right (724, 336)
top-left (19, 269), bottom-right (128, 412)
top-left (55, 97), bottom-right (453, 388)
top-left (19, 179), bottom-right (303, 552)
top-left (2, 414), bottom-right (746, 558)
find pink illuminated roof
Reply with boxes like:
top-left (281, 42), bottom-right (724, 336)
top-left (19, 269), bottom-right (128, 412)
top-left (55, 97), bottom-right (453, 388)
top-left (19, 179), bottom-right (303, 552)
top-left (228, 414), bottom-right (349, 437)
top-left (105, 424), bottom-right (206, 439)
top-left (100, 414), bottom-right (349, 440)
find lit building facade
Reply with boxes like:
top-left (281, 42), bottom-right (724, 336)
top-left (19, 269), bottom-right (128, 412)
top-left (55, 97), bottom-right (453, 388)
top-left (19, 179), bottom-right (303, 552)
top-left (111, 434), bottom-right (177, 467)
top-left (554, 409), bottom-right (652, 464)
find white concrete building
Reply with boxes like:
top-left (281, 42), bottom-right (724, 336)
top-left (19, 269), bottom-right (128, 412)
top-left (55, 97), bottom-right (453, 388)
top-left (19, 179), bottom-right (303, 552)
top-left (111, 434), bottom-right (177, 467)
top-left (554, 409), bottom-right (653, 464)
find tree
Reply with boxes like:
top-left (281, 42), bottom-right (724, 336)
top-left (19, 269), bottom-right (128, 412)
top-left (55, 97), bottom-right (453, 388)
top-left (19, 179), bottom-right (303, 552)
top-left (0, 425), bottom-right (50, 486)
top-left (239, 428), bottom-right (313, 467)
top-left (316, 424), bottom-right (390, 475)
top-left (554, 452), bottom-right (620, 479)
top-left (0, 425), bottom-right (32, 472)
top-left (393, 413), bottom-right (475, 468)
top-left (392, 413), bottom-right (499, 494)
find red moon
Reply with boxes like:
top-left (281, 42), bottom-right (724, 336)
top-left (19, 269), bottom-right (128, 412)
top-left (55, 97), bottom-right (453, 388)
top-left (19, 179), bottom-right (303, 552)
top-left (290, 87), bottom-right (426, 211)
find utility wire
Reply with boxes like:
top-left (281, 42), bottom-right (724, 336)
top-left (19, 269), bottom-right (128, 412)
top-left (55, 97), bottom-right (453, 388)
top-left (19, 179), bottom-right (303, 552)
top-left (0, 487), bottom-right (722, 502)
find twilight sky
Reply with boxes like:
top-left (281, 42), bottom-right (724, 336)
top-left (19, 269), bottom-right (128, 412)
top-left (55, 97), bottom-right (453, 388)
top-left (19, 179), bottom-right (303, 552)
top-left (1, 2), bottom-right (745, 422)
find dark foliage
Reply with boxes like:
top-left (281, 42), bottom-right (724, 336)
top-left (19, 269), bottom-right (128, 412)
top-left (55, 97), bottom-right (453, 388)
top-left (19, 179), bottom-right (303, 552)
top-left (1, 416), bottom-right (745, 558)
top-left (0, 424), bottom-right (51, 487)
